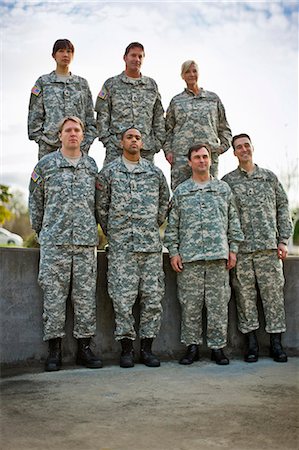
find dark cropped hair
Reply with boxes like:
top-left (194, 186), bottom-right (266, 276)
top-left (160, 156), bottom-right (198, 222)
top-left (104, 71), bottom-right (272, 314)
top-left (232, 133), bottom-right (251, 150)
top-left (124, 42), bottom-right (145, 56)
top-left (52, 39), bottom-right (74, 56)
top-left (121, 126), bottom-right (142, 139)
top-left (188, 143), bottom-right (211, 160)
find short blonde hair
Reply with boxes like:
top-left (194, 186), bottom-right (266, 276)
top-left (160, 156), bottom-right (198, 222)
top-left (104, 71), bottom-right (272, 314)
top-left (58, 116), bottom-right (85, 133)
top-left (181, 60), bottom-right (199, 79)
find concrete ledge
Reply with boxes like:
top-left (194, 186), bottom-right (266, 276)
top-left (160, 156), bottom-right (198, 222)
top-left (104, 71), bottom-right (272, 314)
top-left (1, 248), bottom-right (298, 368)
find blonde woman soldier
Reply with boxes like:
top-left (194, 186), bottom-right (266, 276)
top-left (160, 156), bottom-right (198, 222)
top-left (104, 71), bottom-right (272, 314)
top-left (164, 60), bottom-right (232, 191)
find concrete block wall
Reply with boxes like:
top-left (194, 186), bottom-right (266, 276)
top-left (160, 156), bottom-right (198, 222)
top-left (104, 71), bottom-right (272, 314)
top-left (0, 248), bottom-right (298, 368)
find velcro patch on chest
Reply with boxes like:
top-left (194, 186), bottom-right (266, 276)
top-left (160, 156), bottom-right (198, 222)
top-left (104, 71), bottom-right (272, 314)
top-left (96, 180), bottom-right (103, 190)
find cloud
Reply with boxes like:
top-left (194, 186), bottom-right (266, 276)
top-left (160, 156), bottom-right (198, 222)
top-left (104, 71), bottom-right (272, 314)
top-left (1, 1), bottom-right (298, 207)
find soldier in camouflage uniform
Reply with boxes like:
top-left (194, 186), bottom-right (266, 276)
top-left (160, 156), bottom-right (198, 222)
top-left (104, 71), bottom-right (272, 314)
top-left (28, 39), bottom-right (97, 160)
top-left (222, 133), bottom-right (293, 363)
top-left (164, 144), bottom-right (243, 365)
top-left (95, 42), bottom-right (165, 165)
top-left (164, 60), bottom-right (232, 191)
top-left (29, 116), bottom-right (102, 371)
top-left (96, 128), bottom-right (170, 368)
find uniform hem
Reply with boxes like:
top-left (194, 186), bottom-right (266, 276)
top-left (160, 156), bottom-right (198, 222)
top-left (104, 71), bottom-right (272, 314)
top-left (238, 325), bottom-right (260, 334)
top-left (43, 333), bottom-right (66, 341)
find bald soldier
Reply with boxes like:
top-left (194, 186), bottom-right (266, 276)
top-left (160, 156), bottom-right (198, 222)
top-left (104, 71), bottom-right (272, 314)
top-left (164, 143), bottom-right (243, 365)
top-left (96, 128), bottom-right (169, 368)
top-left (222, 133), bottom-right (293, 363)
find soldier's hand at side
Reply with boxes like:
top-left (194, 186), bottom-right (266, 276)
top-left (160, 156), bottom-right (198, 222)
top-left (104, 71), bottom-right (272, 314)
top-left (277, 243), bottom-right (288, 261)
top-left (227, 252), bottom-right (237, 270)
top-left (166, 152), bottom-right (173, 165)
top-left (170, 255), bottom-right (183, 272)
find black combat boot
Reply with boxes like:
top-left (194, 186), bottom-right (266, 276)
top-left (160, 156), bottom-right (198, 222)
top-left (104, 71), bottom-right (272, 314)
top-left (76, 338), bottom-right (103, 368)
top-left (179, 344), bottom-right (200, 365)
top-left (270, 333), bottom-right (288, 363)
top-left (140, 338), bottom-right (160, 367)
top-left (45, 338), bottom-right (62, 372)
top-left (244, 331), bottom-right (259, 363)
top-left (211, 348), bottom-right (229, 365)
top-left (120, 338), bottom-right (134, 368)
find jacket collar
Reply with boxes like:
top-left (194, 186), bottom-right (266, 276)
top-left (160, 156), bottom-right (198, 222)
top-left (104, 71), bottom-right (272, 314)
top-left (49, 70), bottom-right (78, 82)
top-left (119, 71), bottom-right (146, 85)
top-left (55, 149), bottom-right (89, 169)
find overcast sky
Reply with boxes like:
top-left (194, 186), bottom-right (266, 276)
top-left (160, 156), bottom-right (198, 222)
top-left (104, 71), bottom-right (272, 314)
top-left (1, 0), bottom-right (298, 207)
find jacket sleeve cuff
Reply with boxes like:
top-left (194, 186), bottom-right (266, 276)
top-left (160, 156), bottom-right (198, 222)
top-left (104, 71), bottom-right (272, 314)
top-left (279, 238), bottom-right (289, 245)
top-left (229, 243), bottom-right (239, 253)
top-left (168, 249), bottom-right (179, 259)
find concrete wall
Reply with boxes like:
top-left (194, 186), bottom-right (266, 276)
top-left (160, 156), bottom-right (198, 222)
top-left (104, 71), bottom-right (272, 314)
top-left (1, 248), bottom-right (298, 368)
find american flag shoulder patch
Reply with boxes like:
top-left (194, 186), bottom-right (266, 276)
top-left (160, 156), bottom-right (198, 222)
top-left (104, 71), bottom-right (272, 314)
top-left (31, 85), bottom-right (41, 96)
top-left (31, 170), bottom-right (40, 182)
top-left (98, 88), bottom-right (107, 100)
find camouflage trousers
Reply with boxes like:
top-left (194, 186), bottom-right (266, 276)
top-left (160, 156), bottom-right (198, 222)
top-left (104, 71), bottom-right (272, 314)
top-left (38, 245), bottom-right (97, 341)
top-left (231, 250), bottom-right (286, 334)
top-left (107, 250), bottom-right (164, 340)
top-left (177, 259), bottom-right (230, 348)
top-left (171, 154), bottom-right (219, 191)
top-left (103, 141), bottom-right (156, 166)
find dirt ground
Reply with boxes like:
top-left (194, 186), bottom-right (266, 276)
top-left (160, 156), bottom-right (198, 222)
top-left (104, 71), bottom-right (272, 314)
top-left (1, 358), bottom-right (298, 450)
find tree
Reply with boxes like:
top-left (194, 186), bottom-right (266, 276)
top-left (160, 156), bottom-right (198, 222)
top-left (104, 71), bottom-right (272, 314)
top-left (6, 190), bottom-right (32, 239)
top-left (0, 184), bottom-right (12, 224)
top-left (278, 152), bottom-right (299, 211)
top-left (292, 208), bottom-right (299, 246)
top-left (2, 187), bottom-right (33, 239)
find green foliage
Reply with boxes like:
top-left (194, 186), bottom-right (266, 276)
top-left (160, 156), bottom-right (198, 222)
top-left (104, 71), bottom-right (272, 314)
top-left (292, 208), bottom-right (299, 246)
top-left (23, 232), bottom-right (40, 248)
top-left (0, 185), bottom-right (12, 224)
top-left (293, 220), bottom-right (299, 246)
top-left (0, 206), bottom-right (11, 224)
top-left (0, 184), bottom-right (12, 203)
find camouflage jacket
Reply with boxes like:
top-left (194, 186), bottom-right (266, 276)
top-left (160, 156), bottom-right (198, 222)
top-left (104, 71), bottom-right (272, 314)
top-left (95, 71), bottom-right (166, 154)
top-left (222, 165), bottom-right (293, 253)
top-left (164, 88), bottom-right (232, 158)
top-left (164, 177), bottom-right (243, 262)
top-left (96, 157), bottom-right (170, 252)
top-left (29, 150), bottom-right (99, 246)
top-left (28, 71), bottom-right (97, 150)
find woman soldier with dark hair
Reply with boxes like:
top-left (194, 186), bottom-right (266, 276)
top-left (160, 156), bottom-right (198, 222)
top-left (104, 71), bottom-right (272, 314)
top-left (28, 39), bottom-right (97, 160)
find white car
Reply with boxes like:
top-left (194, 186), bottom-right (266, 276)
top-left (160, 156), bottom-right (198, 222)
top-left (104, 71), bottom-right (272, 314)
top-left (0, 227), bottom-right (23, 246)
